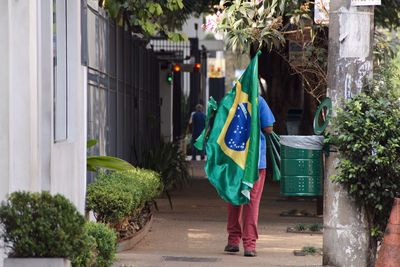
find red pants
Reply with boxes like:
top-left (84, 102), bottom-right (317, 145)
top-left (227, 169), bottom-right (266, 251)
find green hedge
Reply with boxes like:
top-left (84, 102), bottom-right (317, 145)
top-left (0, 191), bottom-right (86, 260)
top-left (73, 222), bottom-right (117, 267)
top-left (86, 168), bottom-right (163, 225)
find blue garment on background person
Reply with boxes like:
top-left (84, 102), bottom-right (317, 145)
top-left (191, 110), bottom-right (206, 160)
top-left (192, 111), bottom-right (206, 138)
top-left (258, 96), bottom-right (275, 169)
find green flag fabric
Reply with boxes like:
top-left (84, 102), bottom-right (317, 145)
top-left (194, 97), bottom-right (218, 151)
top-left (205, 52), bottom-right (261, 205)
top-left (266, 132), bottom-right (281, 181)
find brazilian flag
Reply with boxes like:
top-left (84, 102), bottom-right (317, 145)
top-left (205, 52), bottom-right (261, 205)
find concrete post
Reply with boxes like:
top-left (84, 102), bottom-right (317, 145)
top-left (323, 1), bottom-right (374, 267)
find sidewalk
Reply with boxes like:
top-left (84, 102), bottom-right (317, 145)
top-left (115, 161), bottom-right (323, 267)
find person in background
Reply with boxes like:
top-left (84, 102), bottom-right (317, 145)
top-left (224, 96), bottom-right (275, 257)
top-left (188, 104), bottom-right (206, 161)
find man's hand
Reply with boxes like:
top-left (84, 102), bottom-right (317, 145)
top-left (263, 126), bottom-right (273, 134)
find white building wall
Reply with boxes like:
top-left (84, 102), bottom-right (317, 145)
top-left (50, 0), bottom-right (87, 213)
top-left (181, 16), bottom-right (205, 39)
top-left (0, 0), bottom-right (11, 203)
top-left (0, 0), bottom-right (87, 265)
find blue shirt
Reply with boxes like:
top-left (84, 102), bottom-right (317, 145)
top-left (192, 111), bottom-right (206, 138)
top-left (259, 96), bottom-right (275, 169)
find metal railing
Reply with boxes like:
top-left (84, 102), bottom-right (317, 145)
top-left (82, 1), bottom-right (160, 180)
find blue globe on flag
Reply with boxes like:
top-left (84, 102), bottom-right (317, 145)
top-left (224, 103), bottom-right (250, 152)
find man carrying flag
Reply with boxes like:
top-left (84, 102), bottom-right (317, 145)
top-left (198, 52), bottom-right (275, 257)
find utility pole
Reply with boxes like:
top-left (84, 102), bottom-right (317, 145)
top-left (324, 1), bottom-right (375, 267)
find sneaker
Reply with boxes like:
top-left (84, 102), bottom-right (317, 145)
top-left (244, 250), bottom-right (257, 257)
top-left (224, 244), bottom-right (239, 253)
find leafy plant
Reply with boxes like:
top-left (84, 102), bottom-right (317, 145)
top-left (86, 169), bottom-right (163, 226)
top-left (294, 223), bottom-right (306, 231)
top-left (86, 222), bottom-right (117, 267)
top-left (102, 0), bottom-right (187, 41)
top-left (375, 0), bottom-right (400, 30)
top-left (302, 246), bottom-right (317, 254)
top-left (139, 141), bottom-right (190, 209)
top-left (87, 139), bottom-right (134, 172)
top-left (72, 222), bottom-right (117, 267)
top-left (71, 232), bottom-right (96, 267)
top-left (330, 65), bottom-right (400, 258)
top-left (374, 29), bottom-right (400, 68)
top-left (309, 223), bottom-right (322, 232)
top-left (208, 0), bottom-right (286, 53)
top-left (0, 191), bottom-right (86, 261)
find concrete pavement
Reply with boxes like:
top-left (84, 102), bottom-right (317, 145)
top-left (115, 161), bottom-right (323, 267)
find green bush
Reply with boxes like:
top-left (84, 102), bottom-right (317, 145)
top-left (71, 231), bottom-right (96, 267)
top-left (309, 223), bottom-right (322, 232)
top-left (139, 141), bottom-right (189, 191)
top-left (139, 141), bottom-right (189, 208)
top-left (294, 223), bottom-right (306, 231)
top-left (330, 66), bottom-right (400, 242)
top-left (302, 246), bottom-right (318, 254)
top-left (87, 222), bottom-right (117, 267)
top-left (0, 191), bottom-right (86, 261)
top-left (72, 222), bottom-right (117, 267)
top-left (86, 168), bottom-right (162, 225)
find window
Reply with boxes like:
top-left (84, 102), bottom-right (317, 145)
top-left (53, 0), bottom-right (68, 142)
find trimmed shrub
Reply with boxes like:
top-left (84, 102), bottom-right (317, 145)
top-left (86, 222), bottom-right (117, 267)
top-left (71, 232), bottom-right (96, 267)
top-left (0, 191), bottom-right (86, 261)
top-left (86, 168), bottom-right (162, 225)
top-left (72, 222), bottom-right (117, 267)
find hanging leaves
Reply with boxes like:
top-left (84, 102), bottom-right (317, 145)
top-left (103, 0), bottom-right (187, 41)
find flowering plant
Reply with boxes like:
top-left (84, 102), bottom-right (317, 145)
top-left (203, 0), bottom-right (287, 53)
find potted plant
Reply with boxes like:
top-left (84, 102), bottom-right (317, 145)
top-left (0, 191), bottom-right (87, 267)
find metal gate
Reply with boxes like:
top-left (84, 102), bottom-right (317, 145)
top-left (150, 38), bottom-right (207, 140)
top-left (82, 1), bottom-right (160, 174)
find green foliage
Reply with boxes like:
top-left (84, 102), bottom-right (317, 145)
top-left (103, 0), bottom-right (187, 40)
top-left (330, 66), bottom-right (400, 240)
top-left (375, 0), bottom-right (400, 30)
top-left (86, 169), bottom-right (162, 225)
top-left (139, 141), bottom-right (189, 209)
top-left (87, 139), bottom-right (134, 172)
top-left (309, 223), bottom-right (322, 232)
top-left (72, 222), bottom-right (117, 267)
top-left (292, 223), bottom-right (322, 232)
top-left (139, 141), bottom-right (189, 191)
top-left (87, 155), bottom-right (135, 172)
top-left (302, 246), bottom-right (317, 254)
top-left (214, 0), bottom-right (286, 53)
top-left (71, 231), bottom-right (96, 267)
top-left (0, 191), bottom-right (86, 260)
top-left (86, 222), bottom-right (117, 267)
top-left (392, 54), bottom-right (400, 92)
top-left (294, 223), bottom-right (306, 231)
top-left (374, 29), bottom-right (400, 68)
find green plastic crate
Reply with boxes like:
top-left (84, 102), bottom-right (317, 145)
top-left (280, 143), bottom-right (323, 196)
